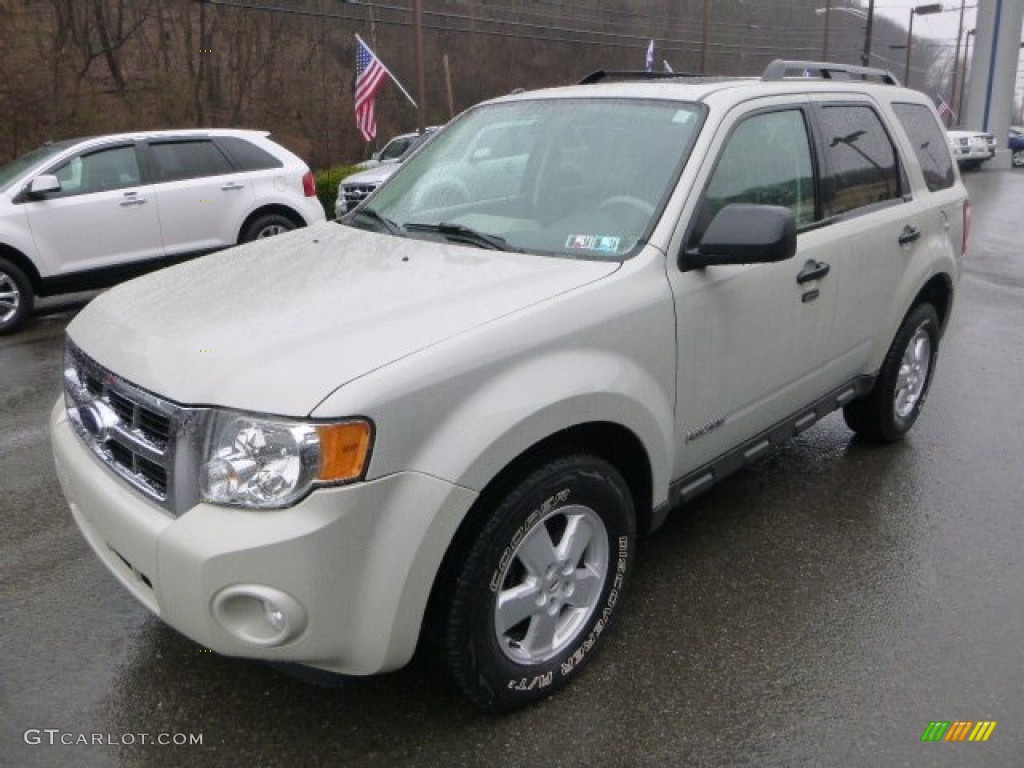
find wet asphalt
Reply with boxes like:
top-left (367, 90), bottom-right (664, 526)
top-left (2, 172), bottom-right (1022, 768)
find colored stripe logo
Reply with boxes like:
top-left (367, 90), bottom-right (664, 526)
top-left (921, 721), bottom-right (997, 742)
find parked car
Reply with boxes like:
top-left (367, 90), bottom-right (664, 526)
top-left (53, 61), bottom-right (966, 712)
top-left (336, 128), bottom-right (438, 217)
top-left (356, 127), bottom-right (440, 170)
top-left (946, 129), bottom-right (996, 170)
top-left (0, 129), bottom-right (325, 333)
top-left (1009, 126), bottom-right (1023, 168)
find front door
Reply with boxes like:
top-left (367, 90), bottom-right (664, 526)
top-left (667, 102), bottom-right (840, 479)
top-left (23, 143), bottom-right (163, 276)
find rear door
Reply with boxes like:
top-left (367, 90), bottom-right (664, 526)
top-left (141, 138), bottom-right (255, 255)
top-left (807, 97), bottom-right (914, 379)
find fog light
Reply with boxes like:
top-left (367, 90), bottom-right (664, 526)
top-left (211, 585), bottom-right (307, 647)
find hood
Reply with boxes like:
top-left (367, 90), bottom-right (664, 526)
top-left (342, 164), bottom-right (401, 186)
top-left (68, 222), bottom-right (619, 415)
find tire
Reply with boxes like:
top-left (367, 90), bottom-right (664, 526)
top-left (1013, 149), bottom-right (1023, 168)
top-left (443, 454), bottom-right (635, 712)
top-left (843, 302), bottom-right (940, 443)
top-left (0, 258), bottom-right (34, 335)
top-left (240, 213), bottom-right (297, 243)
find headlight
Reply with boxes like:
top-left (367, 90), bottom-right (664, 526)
top-left (199, 413), bottom-right (372, 509)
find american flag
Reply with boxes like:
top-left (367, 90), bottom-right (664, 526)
top-left (936, 95), bottom-right (955, 120)
top-left (355, 37), bottom-right (387, 142)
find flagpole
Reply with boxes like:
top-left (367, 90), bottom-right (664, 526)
top-left (355, 33), bottom-right (417, 109)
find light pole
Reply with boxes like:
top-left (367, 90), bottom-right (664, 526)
top-left (815, 5), bottom-right (874, 66)
top-left (904, 4), bottom-right (943, 87)
top-left (958, 29), bottom-right (976, 125)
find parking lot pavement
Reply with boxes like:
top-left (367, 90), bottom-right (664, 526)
top-left (3, 171), bottom-right (1023, 768)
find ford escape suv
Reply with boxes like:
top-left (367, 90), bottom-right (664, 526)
top-left (52, 61), bottom-right (967, 711)
top-left (0, 129), bottom-right (324, 334)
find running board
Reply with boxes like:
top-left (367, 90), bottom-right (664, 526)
top-left (650, 375), bottom-right (876, 531)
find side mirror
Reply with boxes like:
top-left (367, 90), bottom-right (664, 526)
top-left (683, 204), bottom-right (796, 269)
top-left (371, 151), bottom-right (382, 162)
top-left (28, 175), bottom-right (61, 195)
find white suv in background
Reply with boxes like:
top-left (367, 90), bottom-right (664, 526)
top-left (0, 129), bottom-right (325, 333)
top-left (53, 61), bottom-right (966, 712)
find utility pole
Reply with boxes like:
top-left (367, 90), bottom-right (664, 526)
top-left (822, 1), bottom-right (831, 60)
top-left (414, 0), bottom-right (425, 134)
top-left (700, 0), bottom-right (710, 73)
top-left (861, 0), bottom-right (875, 67)
top-left (949, 0), bottom-right (967, 126)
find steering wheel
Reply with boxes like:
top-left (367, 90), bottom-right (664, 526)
top-left (597, 195), bottom-right (656, 223)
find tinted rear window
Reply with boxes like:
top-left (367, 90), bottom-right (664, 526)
top-left (819, 105), bottom-right (902, 216)
top-left (891, 103), bottom-right (955, 192)
top-left (216, 136), bottom-right (283, 171)
top-left (148, 140), bottom-right (233, 182)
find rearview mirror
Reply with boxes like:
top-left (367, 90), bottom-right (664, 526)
top-left (28, 175), bottom-right (61, 195)
top-left (683, 204), bottom-right (796, 269)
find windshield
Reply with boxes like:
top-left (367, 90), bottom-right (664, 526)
top-left (357, 98), bottom-right (703, 259)
top-left (0, 140), bottom-right (79, 192)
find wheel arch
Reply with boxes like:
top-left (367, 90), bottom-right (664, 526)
top-left (419, 419), bottom-right (655, 654)
top-left (0, 243), bottom-right (43, 292)
top-left (912, 272), bottom-right (954, 335)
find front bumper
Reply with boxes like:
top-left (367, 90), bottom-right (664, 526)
top-left (51, 399), bottom-right (477, 675)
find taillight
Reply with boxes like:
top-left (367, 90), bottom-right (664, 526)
top-left (962, 200), bottom-right (971, 256)
top-left (302, 170), bottom-right (316, 198)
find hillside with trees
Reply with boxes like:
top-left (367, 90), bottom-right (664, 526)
top-left (0, 0), bottom-right (951, 168)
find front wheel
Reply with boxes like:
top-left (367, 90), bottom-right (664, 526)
top-left (844, 302), bottom-right (940, 443)
top-left (0, 257), bottom-right (34, 335)
top-left (443, 454), bottom-right (635, 712)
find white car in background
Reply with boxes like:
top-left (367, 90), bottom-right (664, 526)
top-left (946, 129), bottom-right (996, 170)
top-left (0, 129), bottom-right (324, 333)
top-left (336, 128), bottom-right (438, 217)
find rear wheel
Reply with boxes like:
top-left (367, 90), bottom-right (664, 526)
top-left (843, 302), bottom-right (940, 443)
top-left (443, 454), bottom-right (635, 712)
top-left (1013, 149), bottom-right (1023, 168)
top-left (240, 213), bottom-right (297, 242)
top-left (0, 258), bottom-right (33, 335)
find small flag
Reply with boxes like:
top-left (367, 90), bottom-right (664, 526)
top-left (645, 40), bottom-right (654, 72)
top-left (663, 60), bottom-right (674, 73)
top-left (355, 36), bottom-right (388, 142)
top-left (936, 94), bottom-right (956, 120)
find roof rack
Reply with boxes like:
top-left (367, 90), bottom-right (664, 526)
top-left (762, 59), bottom-right (901, 86)
top-left (579, 70), bottom-right (702, 85)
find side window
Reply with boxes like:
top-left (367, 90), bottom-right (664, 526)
top-left (818, 105), bottom-right (902, 216)
top-left (148, 140), bottom-right (233, 183)
top-left (891, 103), bottom-right (955, 192)
top-left (215, 137), bottom-right (283, 171)
top-left (49, 146), bottom-right (141, 196)
top-left (695, 109), bottom-right (816, 241)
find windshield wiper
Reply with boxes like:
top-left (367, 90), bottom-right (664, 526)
top-left (345, 206), bottom-right (405, 237)
top-left (404, 221), bottom-right (521, 252)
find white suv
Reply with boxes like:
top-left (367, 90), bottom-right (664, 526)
top-left (0, 129), bottom-right (325, 333)
top-left (51, 62), bottom-right (966, 712)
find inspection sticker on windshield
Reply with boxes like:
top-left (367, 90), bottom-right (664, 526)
top-left (566, 234), bottom-right (620, 253)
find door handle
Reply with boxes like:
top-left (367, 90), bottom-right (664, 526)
top-left (221, 182), bottom-right (244, 191)
top-left (898, 225), bottom-right (921, 245)
top-left (119, 198), bottom-right (146, 207)
top-left (796, 260), bottom-right (830, 285)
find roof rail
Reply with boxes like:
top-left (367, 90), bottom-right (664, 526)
top-left (762, 59), bottom-right (901, 86)
top-left (579, 69), bottom-right (702, 85)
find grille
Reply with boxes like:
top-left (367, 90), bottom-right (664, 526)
top-left (63, 340), bottom-right (199, 515)
top-left (343, 183), bottom-right (378, 209)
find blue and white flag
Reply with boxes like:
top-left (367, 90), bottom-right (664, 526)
top-left (645, 40), bottom-right (654, 72)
